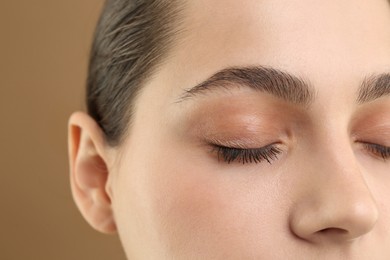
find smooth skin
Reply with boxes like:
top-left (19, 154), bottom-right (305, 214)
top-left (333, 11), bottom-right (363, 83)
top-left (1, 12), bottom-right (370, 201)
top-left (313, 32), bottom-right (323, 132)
top-left (69, 0), bottom-right (390, 259)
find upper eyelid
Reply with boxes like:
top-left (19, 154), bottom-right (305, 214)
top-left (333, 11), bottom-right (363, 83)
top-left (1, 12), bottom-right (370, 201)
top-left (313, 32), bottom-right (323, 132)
top-left (361, 142), bottom-right (390, 151)
top-left (211, 140), bottom-right (282, 150)
top-left (214, 142), bottom-right (277, 149)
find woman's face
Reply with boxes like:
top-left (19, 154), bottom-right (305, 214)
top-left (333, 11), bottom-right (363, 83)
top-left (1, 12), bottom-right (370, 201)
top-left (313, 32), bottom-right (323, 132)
top-left (108, 0), bottom-right (390, 258)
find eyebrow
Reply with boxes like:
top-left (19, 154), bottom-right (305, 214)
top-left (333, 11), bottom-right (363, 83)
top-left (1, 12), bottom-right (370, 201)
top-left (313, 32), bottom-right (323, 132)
top-left (176, 66), bottom-right (390, 106)
top-left (357, 73), bottom-right (390, 104)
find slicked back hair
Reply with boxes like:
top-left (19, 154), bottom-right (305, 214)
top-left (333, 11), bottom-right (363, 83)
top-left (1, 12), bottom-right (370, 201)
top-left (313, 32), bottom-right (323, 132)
top-left (87, 0), bottom-right (184, 146)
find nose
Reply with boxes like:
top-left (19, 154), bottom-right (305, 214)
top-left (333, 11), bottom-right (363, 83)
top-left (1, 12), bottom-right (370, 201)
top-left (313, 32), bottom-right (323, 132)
top-left (289, 146), bottom-right (379, 244)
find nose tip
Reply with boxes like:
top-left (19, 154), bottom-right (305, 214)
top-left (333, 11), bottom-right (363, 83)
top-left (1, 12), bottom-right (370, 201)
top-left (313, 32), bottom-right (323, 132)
top-left (290, 198), bottom-right (379, 243)
top-left (288, 134), bottom-right (381, 245)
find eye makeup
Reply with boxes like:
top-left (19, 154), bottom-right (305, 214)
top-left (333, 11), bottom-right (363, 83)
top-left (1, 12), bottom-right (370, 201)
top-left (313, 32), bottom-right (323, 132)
top-left (179, 95), bottom-right (298, 165)
top-left (351, 102), bottom-right (390, 162)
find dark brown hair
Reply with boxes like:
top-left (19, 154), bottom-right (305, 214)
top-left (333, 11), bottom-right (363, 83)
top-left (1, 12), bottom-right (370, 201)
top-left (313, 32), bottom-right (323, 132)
top-left (87, 0), bottom-right (183, 146)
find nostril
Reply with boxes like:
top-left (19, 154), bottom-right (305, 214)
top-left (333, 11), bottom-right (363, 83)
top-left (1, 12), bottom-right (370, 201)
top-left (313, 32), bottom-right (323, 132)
top-left (318, 228), bottom-right (348, 236)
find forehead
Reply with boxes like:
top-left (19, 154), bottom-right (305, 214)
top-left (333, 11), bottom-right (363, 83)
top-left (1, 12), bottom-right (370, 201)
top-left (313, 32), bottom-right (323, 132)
top-left (165, 0), bottom-right (390, 82)
top-left (136, 0), bottom-right (390, 122)
top-left (179, 0), bottom-right (390, 51)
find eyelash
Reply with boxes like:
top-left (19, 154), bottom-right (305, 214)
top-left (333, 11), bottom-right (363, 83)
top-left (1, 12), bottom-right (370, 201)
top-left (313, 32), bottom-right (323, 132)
top-left (211, 142), bottom-right (390, 165)
top-left (363, 143), bottom-right (390, 161)
top-left (213, 144), bottom-right (282, 164)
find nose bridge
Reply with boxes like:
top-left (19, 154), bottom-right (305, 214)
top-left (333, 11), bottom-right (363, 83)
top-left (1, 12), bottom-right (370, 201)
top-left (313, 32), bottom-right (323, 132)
top-left (290, 126), bottom-right (379, 244)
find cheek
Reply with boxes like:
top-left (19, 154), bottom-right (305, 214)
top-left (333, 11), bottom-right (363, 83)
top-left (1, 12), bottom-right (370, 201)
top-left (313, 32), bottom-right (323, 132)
top-left (141, 140), bottom-right (291, 257)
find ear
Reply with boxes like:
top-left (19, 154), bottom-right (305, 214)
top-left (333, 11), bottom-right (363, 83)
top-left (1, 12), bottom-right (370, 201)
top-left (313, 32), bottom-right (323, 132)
top-left (68, 111), bottom-right (117, 234)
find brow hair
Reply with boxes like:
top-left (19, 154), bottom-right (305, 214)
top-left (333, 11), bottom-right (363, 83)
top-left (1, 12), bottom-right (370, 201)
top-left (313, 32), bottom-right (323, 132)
top-left (177, 66), bottom-right (390, 106)
top-left (357, 73), bottom-right (390, 104)
top-left (177, 66), bottom-right (316, 106)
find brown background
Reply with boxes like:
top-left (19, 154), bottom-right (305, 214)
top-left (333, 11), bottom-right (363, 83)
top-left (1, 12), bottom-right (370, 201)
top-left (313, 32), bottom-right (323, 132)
top-left (0, 1), bottom-right (126, 259)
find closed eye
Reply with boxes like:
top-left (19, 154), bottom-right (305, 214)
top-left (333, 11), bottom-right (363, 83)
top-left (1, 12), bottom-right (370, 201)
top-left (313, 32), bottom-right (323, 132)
top-left (363, 142), bottom-right (390, 161)
top-left (212, 144), bottom-right (282, 164)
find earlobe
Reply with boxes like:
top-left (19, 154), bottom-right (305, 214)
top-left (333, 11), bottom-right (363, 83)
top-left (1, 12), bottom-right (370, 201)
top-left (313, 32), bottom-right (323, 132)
top-left (68, 112), bottom-right (117, 234)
